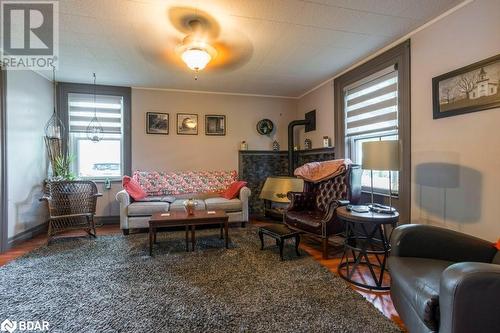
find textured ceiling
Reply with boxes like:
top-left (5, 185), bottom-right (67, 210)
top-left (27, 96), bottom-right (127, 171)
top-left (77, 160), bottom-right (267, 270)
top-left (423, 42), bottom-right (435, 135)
top-left (50, 0), bottom-right (464, 97)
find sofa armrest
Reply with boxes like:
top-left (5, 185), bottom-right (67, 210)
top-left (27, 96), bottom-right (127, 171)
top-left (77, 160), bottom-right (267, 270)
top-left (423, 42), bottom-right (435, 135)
top-left (239, 186), bottom-right (251, 222)
top-left (116, 190), bottom-right (131, 206)
top-left (391, 224), bottom-right (497, 263)
top-left (116, 190), bottom-right (131, 230)
top-left (287, 192), bottom-right (315, 211)
top-left (321, 199), bottom-right (351, 223)
top-left (239, 186), bottom-right (251, 201)
top-left (439, 262), bottom-right (500, 333)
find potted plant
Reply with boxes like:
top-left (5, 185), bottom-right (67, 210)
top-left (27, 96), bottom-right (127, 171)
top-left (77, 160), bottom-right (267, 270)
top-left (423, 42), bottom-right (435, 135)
top-left (51, 153), bottom-right (76, 181)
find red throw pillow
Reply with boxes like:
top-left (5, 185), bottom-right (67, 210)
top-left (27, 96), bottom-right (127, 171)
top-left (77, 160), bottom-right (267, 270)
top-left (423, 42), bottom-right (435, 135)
top-left (122, 176), bottom-right (147, 200)
top-left (223, 181), bottom-right (247, 200)
top-left (495, 239), bottom-right (500, 251)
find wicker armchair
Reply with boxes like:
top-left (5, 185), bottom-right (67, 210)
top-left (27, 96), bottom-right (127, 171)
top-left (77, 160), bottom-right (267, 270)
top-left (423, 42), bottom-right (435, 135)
top-left (41, 180), bottom-right (102, 245)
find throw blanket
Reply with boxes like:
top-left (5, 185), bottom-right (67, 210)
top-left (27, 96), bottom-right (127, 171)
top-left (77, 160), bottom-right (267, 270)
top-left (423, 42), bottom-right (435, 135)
top-left (133, 170), bottom-right (237, 196)
top-left (294, 159), bottom-right (352, 183)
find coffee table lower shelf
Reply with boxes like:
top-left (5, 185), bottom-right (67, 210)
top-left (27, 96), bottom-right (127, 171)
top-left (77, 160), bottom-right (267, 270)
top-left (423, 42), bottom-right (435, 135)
top-left (148, 210), bottom-right (229, 256)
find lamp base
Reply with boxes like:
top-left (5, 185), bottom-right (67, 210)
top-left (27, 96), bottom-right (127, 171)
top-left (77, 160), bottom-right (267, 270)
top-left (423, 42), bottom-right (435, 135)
top-left (368, 203), bottom-right (397, 215)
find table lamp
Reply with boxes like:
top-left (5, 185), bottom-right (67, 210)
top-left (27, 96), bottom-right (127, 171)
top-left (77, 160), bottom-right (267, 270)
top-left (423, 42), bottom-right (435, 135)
top-left (259, 176), bottom-right (304, 219)
top-left (361, 140), bottom-right (399, 214)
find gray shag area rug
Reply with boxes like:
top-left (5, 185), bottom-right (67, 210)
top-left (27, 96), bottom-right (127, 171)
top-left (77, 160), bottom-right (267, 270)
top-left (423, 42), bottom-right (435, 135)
top-left (0, 227), bottom-right (401, 332)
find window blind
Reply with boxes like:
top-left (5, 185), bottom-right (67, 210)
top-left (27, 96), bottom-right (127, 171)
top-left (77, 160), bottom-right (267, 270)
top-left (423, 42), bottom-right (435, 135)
top-left (68, 93), bottom-right (123, 134)
top-left (344, 66), bottom-right (398, 137)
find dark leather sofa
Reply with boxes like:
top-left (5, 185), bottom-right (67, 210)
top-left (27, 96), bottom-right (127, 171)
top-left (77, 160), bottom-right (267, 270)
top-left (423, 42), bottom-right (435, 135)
top-left (389, 224), bottom-right (500, 333)
top-left (284, 164), bottom-right (361, 259)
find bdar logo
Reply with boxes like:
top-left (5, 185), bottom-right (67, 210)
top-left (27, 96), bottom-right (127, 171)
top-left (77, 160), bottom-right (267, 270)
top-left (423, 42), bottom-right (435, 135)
top-left (0, 319), bottom-right (17, 333)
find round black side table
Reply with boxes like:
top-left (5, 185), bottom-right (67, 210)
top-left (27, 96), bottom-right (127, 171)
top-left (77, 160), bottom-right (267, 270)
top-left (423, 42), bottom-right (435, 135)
top-left (336, 206), bottom-right (399, 291)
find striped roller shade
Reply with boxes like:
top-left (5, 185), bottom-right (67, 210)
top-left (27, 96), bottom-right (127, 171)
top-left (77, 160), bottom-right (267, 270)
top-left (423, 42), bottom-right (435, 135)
top-left (344, 65), bottom-right (398, 137)
top-left (68, 93), bottom-right (123, 134)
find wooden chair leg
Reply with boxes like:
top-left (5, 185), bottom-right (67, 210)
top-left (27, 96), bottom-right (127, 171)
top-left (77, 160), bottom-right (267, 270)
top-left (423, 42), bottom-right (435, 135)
top-left (322, 238), bottom-right (329, 259)
top-left (91, 215), bottom-right (97, 237)
top-left (47, 221), bottom-right (53, 246)
top-left (86, 216), bottom-right (96, 238)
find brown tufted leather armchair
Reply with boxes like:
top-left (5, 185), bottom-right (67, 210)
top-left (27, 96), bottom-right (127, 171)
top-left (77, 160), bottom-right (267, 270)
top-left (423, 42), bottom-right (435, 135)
top-left (284, 165), bottom-right (362, 258)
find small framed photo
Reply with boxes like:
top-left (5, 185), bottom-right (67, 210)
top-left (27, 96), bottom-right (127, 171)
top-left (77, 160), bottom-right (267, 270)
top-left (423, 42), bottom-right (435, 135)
top-left (146, 112), bottom-right (169, 135)
top-left (177, 113), bottom-right (198, 135)
top-left (205, 115), bottom-right (226, 136)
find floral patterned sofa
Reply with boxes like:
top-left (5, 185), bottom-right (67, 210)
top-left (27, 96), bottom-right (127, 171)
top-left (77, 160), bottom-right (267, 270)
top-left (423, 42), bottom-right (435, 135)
top-left (115, 170), bottom-right (251, 234)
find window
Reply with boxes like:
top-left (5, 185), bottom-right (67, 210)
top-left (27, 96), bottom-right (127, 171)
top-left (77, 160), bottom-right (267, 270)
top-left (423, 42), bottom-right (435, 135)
top-left (58, 83), bottom-right (131, 181)
top-left (344, 66), bottom-right (399, 195)
top-left (334, 40), bottom-right (409, 221)
top-left (68, 93), bottom-right (124, 179)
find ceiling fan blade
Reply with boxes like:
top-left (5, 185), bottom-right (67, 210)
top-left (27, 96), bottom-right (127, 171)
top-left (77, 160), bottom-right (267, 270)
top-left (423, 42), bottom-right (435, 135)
top-left (207, 39), bottom-right (253, 72)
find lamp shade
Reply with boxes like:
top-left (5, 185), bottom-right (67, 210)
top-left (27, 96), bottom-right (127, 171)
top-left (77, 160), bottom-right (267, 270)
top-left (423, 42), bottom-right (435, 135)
top-left (259, 176), bottom-right (304, 203)
top-left (362, 140), bottom-right (399, 171)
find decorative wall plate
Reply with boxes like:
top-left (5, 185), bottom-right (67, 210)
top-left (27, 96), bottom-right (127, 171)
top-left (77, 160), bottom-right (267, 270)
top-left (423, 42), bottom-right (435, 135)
top-left (256, 119), bottom-right (274, 135)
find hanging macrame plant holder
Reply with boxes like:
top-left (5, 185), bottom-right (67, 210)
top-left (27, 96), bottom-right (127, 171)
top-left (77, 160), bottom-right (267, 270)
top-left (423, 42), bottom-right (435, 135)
top-left (44, 67), bottom-right (65, 178)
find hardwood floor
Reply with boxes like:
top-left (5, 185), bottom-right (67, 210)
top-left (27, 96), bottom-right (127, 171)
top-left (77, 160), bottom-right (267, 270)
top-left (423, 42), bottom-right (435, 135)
top-left (297, 232), bottom-right (406, 331)
top-left (0, 221), bottom-right (405, 331)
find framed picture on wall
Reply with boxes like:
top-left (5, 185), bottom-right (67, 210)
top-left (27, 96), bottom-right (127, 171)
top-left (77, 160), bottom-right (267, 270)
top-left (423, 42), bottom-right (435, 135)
top-left (146, 112), bottom-right (169, 135)
top-left (432, 54), bottom-right (500, 119)
top-left (205, 115), bottom-right (226, 136)
top-left (177, 113), bottom-right (198, 135)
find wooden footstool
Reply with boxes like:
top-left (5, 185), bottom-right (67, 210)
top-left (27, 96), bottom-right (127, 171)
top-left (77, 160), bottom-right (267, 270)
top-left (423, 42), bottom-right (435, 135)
top-left (258, 224), bottom-right (301, 260)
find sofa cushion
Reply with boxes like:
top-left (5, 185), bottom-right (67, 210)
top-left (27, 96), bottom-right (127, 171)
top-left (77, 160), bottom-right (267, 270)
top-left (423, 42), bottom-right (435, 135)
top-left (285, 210), bottom-right (323, 234)
top-left (205, 197), bottom-right (242, 212)
top-left (135, 196), bottom-right (175, 203)
top-left (389, 256), bottom-right (455, 331)
top-left (128, 201), bottom-right (169, 216)
top-left (169, 199), bottom-right (206, 212)
top-left (132, 170), bottom-right (237, 196)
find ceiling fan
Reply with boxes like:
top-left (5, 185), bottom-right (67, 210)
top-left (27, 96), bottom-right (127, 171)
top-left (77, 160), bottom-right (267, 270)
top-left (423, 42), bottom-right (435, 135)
top-left (139, 6), bottom-right (253, 78)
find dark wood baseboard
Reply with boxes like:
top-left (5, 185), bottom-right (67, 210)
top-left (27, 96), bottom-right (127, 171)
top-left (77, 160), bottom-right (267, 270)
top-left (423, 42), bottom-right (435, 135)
top-left (7, 222), bottom-right (48, 249)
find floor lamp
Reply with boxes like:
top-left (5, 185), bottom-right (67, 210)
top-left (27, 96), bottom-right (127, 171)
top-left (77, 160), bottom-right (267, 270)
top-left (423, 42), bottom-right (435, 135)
top-left (361, 140), bottom-right (399, 214)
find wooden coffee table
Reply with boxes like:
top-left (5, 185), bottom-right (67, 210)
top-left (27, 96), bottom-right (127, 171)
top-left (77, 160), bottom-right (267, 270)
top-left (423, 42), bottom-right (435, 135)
top-left (148, 210), bottom-right (229, 256)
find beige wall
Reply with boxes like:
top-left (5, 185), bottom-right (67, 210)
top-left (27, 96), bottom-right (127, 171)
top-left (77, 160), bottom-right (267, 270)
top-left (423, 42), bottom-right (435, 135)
top-left (131, 89), bottom-right (297, 172)
top-left (410, 0), bottom-right (500, 241)
top-left (295, 80), bottom-right (334, 149)
top-left (6, 71), bottom-right (52, 238)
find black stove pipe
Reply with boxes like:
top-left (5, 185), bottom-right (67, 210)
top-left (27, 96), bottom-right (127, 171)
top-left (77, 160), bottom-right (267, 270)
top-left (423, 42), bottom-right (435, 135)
top-left (288, 119), bottom-right (309, 176)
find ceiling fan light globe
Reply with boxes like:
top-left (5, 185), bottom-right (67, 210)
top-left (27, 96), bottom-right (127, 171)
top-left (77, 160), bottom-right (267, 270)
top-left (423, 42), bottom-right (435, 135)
top-left (181, 48), bottom-right (211, 71)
